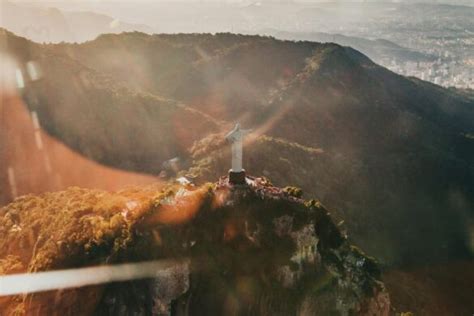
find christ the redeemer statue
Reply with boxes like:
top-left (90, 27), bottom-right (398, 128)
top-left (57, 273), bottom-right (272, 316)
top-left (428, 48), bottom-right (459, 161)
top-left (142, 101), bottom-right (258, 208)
top-left (226, 123), bottom-right (250, 184)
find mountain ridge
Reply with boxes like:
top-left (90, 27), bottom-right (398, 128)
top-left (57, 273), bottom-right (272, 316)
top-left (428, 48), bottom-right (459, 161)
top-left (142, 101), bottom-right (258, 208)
top-left (2, 27), bottom-right (474, 315)
top-left (2, 29), bottom-right (473, 267)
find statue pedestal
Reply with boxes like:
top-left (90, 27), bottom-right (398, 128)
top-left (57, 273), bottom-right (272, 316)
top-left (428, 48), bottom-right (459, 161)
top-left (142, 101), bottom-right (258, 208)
top-left (229, 169), bottom-right (246, 185)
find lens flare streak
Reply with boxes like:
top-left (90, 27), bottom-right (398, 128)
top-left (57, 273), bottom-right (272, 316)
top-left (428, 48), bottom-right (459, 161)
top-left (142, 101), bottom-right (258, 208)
top-left (0, 259), bottom-right (185, 297)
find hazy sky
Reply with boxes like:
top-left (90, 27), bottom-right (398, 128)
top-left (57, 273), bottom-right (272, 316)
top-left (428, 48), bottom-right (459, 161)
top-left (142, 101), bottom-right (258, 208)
top-left (4, 0), bottom-right (473, 9)
top-left (6, 0), bottom-right (474, 3)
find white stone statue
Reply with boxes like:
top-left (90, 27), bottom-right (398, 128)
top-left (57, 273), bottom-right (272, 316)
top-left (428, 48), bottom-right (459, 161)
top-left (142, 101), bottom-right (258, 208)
top-left (225, 123), bottom-right (251, 173)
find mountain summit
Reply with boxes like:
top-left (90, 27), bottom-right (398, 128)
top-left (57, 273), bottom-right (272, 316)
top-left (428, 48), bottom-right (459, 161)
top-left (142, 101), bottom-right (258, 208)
top-left (0, 175), bottom-right (389, 315)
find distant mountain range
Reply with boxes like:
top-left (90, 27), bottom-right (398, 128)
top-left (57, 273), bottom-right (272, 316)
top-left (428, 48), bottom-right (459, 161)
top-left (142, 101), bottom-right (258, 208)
top-left (261, 30), bottom-right (436, 64)
top-left (3, 0), bottom-right (472, 93)
top-left (0, 0), bottom-right (152, 43)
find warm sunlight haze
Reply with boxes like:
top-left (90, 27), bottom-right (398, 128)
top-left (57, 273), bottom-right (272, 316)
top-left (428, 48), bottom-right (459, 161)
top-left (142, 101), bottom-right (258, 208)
top-left (1, 0), bottom-right (473, 315)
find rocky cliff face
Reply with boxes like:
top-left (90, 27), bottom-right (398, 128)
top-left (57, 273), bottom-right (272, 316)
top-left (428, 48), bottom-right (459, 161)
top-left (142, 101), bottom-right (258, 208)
top-left (0, 176), bottom-right (389, 315)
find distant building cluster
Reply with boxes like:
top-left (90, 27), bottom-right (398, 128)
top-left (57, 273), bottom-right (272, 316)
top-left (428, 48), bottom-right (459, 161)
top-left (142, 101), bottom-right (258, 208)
top-left (324, 13), bottom-right (474, 90)
top-left (386, 58), bottom-right (474, 89)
